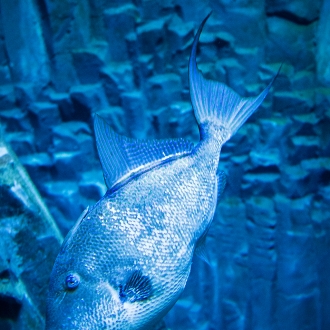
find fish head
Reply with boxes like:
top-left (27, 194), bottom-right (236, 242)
top-left (46, 256), bottom-right (132, 329)
top-left (46, 207), bottom-right (166, 329)
top-left (46, 252), bottom-right (160, 330)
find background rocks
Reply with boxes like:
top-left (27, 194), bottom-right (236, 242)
top-left (0, 139), bottom-right (62, 330)
top-left (0, 0), bottom-right (329, 329)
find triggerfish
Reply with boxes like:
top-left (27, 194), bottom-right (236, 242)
top-left (46, 13), bottom-right (275, 330)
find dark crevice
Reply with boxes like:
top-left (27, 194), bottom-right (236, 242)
top-left (0, 295), bottom-right (22, 320)
top-left (0, 270), bottom-right (10, 280)
top-left (70, 99), bottom-right (92, 122)
top-left (0, 185), bottom-right (25, 218)
top-left (152, 114), bottom-right (160, 135)
top-left (266, 10), bottom-right (318, 26)
top-left (321, 170), bottom-right (330, 185)
top-left (174, 5), bottom-right (183, 19)
top-left (247, 165), bottom-right (280, 175)
top-left (35, 0), bottom-right (54, 61)
top-left (215, 38), bottom-right (230, 49)
top-left (156, 37), bottom-right (164, 47)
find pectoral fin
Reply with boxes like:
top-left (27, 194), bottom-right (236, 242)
top-left (119, 270), bottom-right (152, 303)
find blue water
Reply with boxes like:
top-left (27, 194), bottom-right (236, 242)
top-left (0, 0), bottom-right (329, 329)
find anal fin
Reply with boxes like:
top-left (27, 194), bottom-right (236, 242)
top-left (195, 234), bottom-right (211, 266)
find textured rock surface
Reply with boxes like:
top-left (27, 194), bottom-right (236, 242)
top-left (0, 0), bottom-right (329, 329)
top-left (317, 0), bottom-right (330, 85)
top-left (0, 139), bottom-right (63, 329)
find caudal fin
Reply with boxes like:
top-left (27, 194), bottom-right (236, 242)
top-left (189, 13), bottom-right (277, 143)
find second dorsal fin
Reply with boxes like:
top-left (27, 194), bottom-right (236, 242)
top-left (94, 115), bottom-right (194, 191)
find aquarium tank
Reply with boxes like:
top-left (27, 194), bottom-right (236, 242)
top-left (0, 0), bottom-right (329, 329)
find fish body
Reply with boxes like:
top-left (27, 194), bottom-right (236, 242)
top-left (47, 141), bottom-right (217, 329)
top-left (46, 14), bottom-right (274, 330)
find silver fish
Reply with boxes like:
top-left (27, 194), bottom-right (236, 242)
top-left (46, 13), bottom-right (274, 330)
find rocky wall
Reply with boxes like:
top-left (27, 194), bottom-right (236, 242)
top-left (0, 0), bottom-right (329, 329)
top-left (0, 139), bottom-right (63, 329)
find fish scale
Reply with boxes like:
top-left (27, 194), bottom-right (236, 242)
top-left (46, 13), bottom-right (276, 330)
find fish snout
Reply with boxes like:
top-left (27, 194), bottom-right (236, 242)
top-left (46, 275), bottom-right (129, 329)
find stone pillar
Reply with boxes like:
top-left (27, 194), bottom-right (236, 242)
top-left (317, 0), bottom-right (330, 85)
top-left (0, 138), bottom-right (63, 329)
top-left (246, 196), bottom-right (277, 330)
top-left (0, 0), bottom-right (50, 89)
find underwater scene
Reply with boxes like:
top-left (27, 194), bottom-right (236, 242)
top-left (0, 0), bottom-right (330, 329)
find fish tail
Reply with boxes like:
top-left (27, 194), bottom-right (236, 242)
top-left (189, 13), bottom-right (277, 143)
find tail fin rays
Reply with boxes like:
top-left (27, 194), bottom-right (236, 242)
top-left (189, 13), bottom-right (276, 142)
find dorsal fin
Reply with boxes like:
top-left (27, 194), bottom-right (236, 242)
top-left (94, 115), bottom-right (194, 191)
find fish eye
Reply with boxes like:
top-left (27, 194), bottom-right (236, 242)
top-left (65, 273), bottom-right (80, 290)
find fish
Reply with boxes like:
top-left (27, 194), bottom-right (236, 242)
top-left (46, 13), bottom-right (275, 330)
